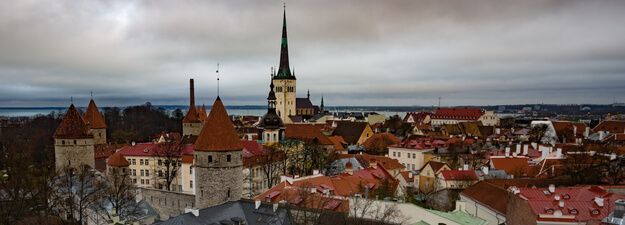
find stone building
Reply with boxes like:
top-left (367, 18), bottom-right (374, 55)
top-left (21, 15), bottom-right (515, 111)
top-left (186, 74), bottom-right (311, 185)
top-left (83, 98), bottom-right (107, 145)
top-left (193, 96), bottom-right (243, 209)
top-left (54, 104), bottom-right (95, 171)
top-left (106, 151), bottom-right (130, 175)
top-left (182, 79), bottom-right (204, 137)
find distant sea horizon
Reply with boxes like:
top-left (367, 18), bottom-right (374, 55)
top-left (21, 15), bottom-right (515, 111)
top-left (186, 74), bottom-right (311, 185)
top-left (0, 105), bottom-right (423, 118)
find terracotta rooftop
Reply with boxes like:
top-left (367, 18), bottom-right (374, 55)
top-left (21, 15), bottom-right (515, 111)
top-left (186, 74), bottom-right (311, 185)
top-left (440, 170), bottom-right (478, 181)
top-left (461, 181), bottom-right (509, 214)
top-left (490, 157), bottom-right (532, 177)
top-left (107, 151), bottom-right (130, 167)
top-left (431, 107), bottom-right (483, 120)
top-left (54, 104), bottom-right (93, 139)
top-left (194, 97), bottom-right (243, 152)
top-left (83, 99), bottom-right (107, 129)
top-left (515, 185), bottom-right (625, 223)
top-left (592, 120), bottom-right (625, 133)
top-left (327, 136), bottom-right (346, 151)
top-left (362, 133), bottom-right (399, 151)
top-left (284, 124), bottom-right (332, 145)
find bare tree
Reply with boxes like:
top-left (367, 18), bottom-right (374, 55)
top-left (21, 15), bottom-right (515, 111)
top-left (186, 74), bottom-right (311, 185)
top-left (51, 165), bottom-right (105, 225)
top-left (98, 167), bottom-right (142, 222)
top-left (155, 140), bottom-right (183, 191)
top-left (259, 146), bottom-right (285, 189)
top-left (562, 145), bottom-right (605, 184)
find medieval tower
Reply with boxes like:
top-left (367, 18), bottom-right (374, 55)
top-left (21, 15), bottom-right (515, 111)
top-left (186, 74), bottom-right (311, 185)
top-left (54, 104), bottom-right (95, 171)
top-left (193, 96), bottom-right (243, 209)
top-left (83, 98), bottom-right (107, 145)
top-left (273, 7), bottom-right (296, 124)
top-left (182, 79), bottom-right (204, 137)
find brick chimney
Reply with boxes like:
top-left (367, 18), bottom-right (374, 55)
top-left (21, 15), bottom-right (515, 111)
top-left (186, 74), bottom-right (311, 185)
top-left (189, 79), bottom-right (195, 108)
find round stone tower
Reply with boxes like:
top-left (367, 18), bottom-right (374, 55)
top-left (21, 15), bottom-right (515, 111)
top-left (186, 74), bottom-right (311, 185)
top-left (54, 104), bottom-right (95, 171)
top-left (194, 96), bottom-right (243, 209)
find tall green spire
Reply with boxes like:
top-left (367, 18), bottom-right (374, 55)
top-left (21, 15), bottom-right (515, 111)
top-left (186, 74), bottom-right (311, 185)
top-left (275, 4), bottom-right (295, 79)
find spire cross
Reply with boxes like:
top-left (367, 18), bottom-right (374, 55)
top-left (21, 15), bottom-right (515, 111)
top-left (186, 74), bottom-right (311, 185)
top-left (70, 96), bottom-right (73, 104)
top-left (90, 91), bottom-right (93, 99)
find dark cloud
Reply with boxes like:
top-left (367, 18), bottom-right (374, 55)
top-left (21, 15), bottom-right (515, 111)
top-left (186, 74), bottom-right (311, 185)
top-left (1, 0), bottom-right (625, 107)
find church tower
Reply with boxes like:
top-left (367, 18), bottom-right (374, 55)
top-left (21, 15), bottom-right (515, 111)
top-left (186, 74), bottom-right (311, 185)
top-left (54, 104), bottom-right (95, 171)
top-left (83, 98), bottom-right (107, 145)
top-left (258, 76), bottom-right (285, 145)
top-left (194, 97), bottom-right (243, 209)
top-left (182, 79), bottom-right (203, 137)
top-left (272, 6), bottom-right (296, 123)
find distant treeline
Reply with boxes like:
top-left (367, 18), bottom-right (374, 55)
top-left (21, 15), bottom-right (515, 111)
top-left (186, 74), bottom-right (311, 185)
top-left (0, 102), bottom-right (183, 168)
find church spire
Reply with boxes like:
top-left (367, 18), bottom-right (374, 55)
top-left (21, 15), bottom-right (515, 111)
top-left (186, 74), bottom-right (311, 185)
top-left (275, 4), bottom-right (294, 79)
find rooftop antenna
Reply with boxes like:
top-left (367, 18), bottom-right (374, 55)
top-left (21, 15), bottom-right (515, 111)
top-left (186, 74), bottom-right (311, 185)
top-left (216, 63), bottom-right (220, 96)
top-left (438, 96), bottom-right (441, 108)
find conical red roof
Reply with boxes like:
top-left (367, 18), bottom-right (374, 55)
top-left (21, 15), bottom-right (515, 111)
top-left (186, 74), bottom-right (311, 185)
top-left (83, 99), bottom-right (107, 129)
top-left (107, 151), bottom-right (130, 167)
top-left (194, 97), bottom-right (243, 151)
top-left (182, 105), bottom-right (201, 123)
top-left (54, 104), bottom-right (92, 139)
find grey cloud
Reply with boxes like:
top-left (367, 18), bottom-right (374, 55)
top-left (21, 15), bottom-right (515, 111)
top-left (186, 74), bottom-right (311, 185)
top-left (1, 0), bottom-right (625, 107)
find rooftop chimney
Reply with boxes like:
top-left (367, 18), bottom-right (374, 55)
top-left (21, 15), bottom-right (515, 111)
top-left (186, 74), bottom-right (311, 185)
top-left (548, 184), bottom-right (556, 193)
top-left (255, 200), bottom-right (261, 209)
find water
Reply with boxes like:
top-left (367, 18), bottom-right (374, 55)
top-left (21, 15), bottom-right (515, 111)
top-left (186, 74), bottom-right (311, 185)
top-left (0, 106), bottom-right (408, 119)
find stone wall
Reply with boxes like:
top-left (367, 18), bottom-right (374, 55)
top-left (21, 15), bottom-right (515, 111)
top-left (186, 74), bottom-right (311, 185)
top-left (195, 150), bottom-right (243, 209)
top-left (139, 188), bottom-right (195, 220)
top-left (183, 122), bottom-right (203, 136)
top-left (54, 138), bottom-right (95, 171)
top-left (90, 128), bottom-right (107, 145)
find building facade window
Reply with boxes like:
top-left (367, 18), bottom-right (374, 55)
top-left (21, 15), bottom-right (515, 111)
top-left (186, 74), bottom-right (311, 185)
top-left (227, 154), bottom-right (231, 162)
top-left (208, 155), bottom-right (213, 163)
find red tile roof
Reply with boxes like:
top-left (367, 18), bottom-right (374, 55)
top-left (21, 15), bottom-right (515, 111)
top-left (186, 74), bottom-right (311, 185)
top-left (327, 136), bottom-right (346, 151)
top-left (592, 120), bottom-right (625, 133)
top-left (285, 124), bottom-right (333, 145)
top-left (182, 105), bottom-right (201, 123)
top-left (117, 142), bottom-right (194, 157)
top-left (54, 104), bottom-right (93, 139)
top-left (515, 186), bottom-right (625, 223)
top-left (255, 165), bottom-right (398, 207)
top-left (440, 170), bottom-right (477, 181)
top-left (362, 133), bottom-right (400, 151)
top-left (431, 107), bottom-right (484, 120)
top-left (491, 157), bottom-right (532, 177)
top-left (107, 151), bottom-right (130, 167)
top-left (403, 112), bottom-right (433, 124)
top-left (194, 97), bottom-right (243, 151)
top-left (461, 181), bottom-right (509, 214)
top-left (399, 171), bottom-right (415, 182)
top-left (83, 99), bottom-right (107, 129)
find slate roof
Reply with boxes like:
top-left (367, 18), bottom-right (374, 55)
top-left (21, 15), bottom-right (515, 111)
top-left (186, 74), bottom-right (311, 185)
top-left (54, 104), bottom-right (93, 139)
top-left (195, 97), bottom-right (243, 152)
top-left (332, 121), bottom-right (369, 144)
top-left (155, 200), bottom-right (292, 225)
top-left (296, 98), bottom-right (314, 109)
top-left (83, 99), bottom-right (107, 129)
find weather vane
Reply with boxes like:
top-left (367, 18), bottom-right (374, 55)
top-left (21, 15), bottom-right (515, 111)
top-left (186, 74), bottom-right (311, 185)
top-left (216, 63), bottom-right (220, 96)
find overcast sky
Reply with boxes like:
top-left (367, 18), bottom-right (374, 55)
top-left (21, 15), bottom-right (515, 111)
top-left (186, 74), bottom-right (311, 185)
top-left (1, 0), bottom-right (625, 107)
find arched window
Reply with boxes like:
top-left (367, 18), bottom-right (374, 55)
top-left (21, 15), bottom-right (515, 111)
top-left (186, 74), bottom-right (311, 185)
top-left (227, 188), bottom-right (231, 198)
